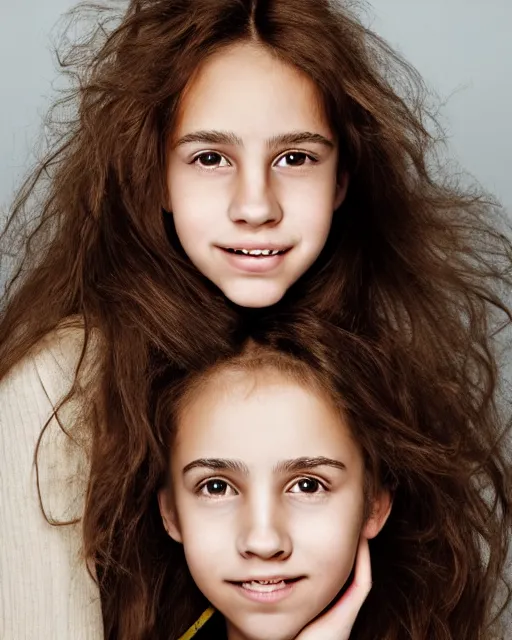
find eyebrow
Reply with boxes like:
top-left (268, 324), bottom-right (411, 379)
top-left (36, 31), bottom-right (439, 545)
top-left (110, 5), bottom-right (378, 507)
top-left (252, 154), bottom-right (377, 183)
top-left (173, 130), bottom-right (334, 150)
top-left (182, 456), bottom-right (346, 476)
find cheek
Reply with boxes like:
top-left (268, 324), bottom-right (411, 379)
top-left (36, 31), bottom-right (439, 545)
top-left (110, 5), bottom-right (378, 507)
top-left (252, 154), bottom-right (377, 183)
top-left (180, 513), bottom-right (228, 572)
top-left (300, 496), bottom-right (364, 577)
top-left (167, 162), bottom-right (218, 231)
top-left (171, 199), bottom-right (218, 256)
top-left (172, 211), bottom-right (206, 248)
top-left (314, 522), bottom-right (360, 579)
top-left (294, 207), bottom-right (334, 253)
top-left (283, 183), bottom-right (336, 239)
top-left (181, 523), bottom-right (229, 599)
top-left (171, 189), bottom-right (228, 251)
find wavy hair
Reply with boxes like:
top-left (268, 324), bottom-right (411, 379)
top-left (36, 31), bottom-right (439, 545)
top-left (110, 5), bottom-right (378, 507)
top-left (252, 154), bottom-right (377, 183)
top-left (110, 313), bottom-right (512, 638)
top-left (0, 0), bottom-right (510, 637)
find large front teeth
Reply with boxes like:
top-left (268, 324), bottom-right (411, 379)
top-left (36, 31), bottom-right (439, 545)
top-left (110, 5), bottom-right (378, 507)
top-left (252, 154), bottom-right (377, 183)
top-left (239, 249), bottom-right (280, 256)
top-left (242, 580), bottom-right (287, 591)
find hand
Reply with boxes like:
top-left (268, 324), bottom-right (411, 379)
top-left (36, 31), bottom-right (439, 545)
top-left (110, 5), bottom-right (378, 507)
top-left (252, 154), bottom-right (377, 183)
top-left (295, 536), bottom-right (372, 640)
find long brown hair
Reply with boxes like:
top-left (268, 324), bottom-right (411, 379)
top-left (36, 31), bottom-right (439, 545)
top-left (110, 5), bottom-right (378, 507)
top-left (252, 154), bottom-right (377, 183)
top-left (0, 0), bottom-right (510, 636)
top-left (116, 314), bottom-right (512, 638)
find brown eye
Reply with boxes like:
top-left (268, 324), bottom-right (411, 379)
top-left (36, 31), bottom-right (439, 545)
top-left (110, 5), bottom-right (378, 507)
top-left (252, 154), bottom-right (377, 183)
top-left (205, 479), bottom-right (228, 494)
top-left (297, 478), bottom-right (319, 492)
top-left (193, 152), bottom-right (230, 168)
top-left (275, 152), bottom-right (317, 168)
top-left (197, 478), bottom-right (237, 498)
top-left (285, 152), bottom-right (306, 166)
top-left (288, 477), bottom-right (326, 494)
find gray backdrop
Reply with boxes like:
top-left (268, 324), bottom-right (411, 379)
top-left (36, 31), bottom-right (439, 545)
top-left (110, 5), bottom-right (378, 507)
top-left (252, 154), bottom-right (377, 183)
top-left (1, 1), bottom-right (511, 215)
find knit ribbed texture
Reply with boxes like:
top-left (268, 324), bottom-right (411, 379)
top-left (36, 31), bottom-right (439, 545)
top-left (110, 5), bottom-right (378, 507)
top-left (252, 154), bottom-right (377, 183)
top-left (0, 325), bottom-right (104, 639)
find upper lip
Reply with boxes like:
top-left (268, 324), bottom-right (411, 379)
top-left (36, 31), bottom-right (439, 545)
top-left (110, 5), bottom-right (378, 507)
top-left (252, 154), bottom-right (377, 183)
top-left (218, 242), bottom-right (291, 251)
top-left (228, 575), bottom-right (302, 583)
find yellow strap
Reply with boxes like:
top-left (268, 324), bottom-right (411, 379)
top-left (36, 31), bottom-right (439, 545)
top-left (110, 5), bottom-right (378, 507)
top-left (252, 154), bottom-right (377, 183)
top-left (177, 607), bottom-right (216, 640)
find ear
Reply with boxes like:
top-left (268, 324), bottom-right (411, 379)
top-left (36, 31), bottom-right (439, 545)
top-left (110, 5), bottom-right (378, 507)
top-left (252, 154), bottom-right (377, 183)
top-left (157, 487), bottom-right (183, 543)
top-left (334, 171), bottom-right (349, 210)
top-left (362, 488), bottom-right (392, 539)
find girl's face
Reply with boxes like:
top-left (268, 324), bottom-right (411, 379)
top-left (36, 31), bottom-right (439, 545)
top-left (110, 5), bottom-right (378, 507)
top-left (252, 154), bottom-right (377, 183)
top-left (166, 43), bottom-right (348, 308)
top-left (159, 370), bottom-right (390, 640)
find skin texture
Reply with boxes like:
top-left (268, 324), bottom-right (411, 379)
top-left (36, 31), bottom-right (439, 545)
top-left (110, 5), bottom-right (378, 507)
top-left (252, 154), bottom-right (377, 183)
top-left (159, 370), bottom-right (390, 640)
top-left (166, 43), bottom-right (348, 308)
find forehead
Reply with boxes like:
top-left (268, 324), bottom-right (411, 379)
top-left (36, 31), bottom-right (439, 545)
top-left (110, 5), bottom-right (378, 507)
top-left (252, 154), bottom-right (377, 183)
top-left (173, 42), bottom-right (331, 140)
top-left (173, 369), bottom-right (361, 468)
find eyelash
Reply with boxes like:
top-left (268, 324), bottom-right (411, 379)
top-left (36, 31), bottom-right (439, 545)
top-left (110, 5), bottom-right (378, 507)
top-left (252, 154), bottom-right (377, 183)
top-left (190, 150), bottom-right (320, 171)
top-left (196, 476), bottom-right (329, 499)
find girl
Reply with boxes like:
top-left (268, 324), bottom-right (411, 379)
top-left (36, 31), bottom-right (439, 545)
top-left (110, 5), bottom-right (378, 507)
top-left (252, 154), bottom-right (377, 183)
top-left (119, 317), bottom-right (509, 639)
top-left (1, 0), bottom-right (511, 637)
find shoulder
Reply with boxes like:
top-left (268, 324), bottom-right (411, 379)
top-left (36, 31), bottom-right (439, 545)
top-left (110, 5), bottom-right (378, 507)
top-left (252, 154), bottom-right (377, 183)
top-left (13, 317), bottom-right (104, 402)
top-left (0, 317), bottom-right (104, 517)
top-left (0, 317), bottom-right (105, 637)
top-left (0, 318), bottom-right (104, 438)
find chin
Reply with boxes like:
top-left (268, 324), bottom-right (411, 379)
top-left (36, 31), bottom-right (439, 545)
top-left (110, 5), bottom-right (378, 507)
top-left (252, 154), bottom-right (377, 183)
top-left (222, 282), bottom-right (288, 308)
top-left (228, 618), bottom-right (303, 640)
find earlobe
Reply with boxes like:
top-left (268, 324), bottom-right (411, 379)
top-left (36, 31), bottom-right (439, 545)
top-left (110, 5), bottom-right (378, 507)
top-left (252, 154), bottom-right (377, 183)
top-left (157, 488), bottom-right (183, 543)
top-left (334, 171), bottom-right (349, 210)
top-left (362, 489), bottom-right (392, 540)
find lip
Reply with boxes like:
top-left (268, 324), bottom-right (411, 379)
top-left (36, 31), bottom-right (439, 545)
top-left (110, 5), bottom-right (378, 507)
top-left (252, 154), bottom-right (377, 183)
top-left (218, 242), bottom-right (292, 252)
top-left (228, 577), bottom-right (303, 604)
top-left (233, 575), bottom-right (299, 583)
top-left (218, 246), bottom-right (290, 274)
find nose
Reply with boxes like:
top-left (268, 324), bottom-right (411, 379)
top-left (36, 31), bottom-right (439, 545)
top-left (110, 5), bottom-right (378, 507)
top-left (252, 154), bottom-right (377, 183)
top-left (237, 496), bottom-right (292, 560)
top-left (228, 165), bottom-right (283, 227)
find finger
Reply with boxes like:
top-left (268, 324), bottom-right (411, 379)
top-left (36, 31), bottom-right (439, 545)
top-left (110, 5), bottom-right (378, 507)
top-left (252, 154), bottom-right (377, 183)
top-left (296, 536), bottom-right (372, 640)
top-left (340, 535), bottom-right (372, 612)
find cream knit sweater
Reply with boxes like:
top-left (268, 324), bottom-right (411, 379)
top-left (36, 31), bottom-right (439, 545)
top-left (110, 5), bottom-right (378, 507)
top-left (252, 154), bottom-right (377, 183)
top-left (0, 325), bottom-right (104, 639)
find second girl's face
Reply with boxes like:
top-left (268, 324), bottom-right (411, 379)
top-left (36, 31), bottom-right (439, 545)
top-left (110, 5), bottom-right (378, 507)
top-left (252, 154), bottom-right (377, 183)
top-left (166, 43), bottom-right (347, 308)
top-left (159, 370), bottom-right (390, 640)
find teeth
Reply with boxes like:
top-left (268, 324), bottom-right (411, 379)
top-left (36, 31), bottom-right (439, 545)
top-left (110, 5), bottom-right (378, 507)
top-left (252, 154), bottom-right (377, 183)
top-left (241, 580), bottom-right (287, 592)
top-left (232, 249), bottom-right (282, 256)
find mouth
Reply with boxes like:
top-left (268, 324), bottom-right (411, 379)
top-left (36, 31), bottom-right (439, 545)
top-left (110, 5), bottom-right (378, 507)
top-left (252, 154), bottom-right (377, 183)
top-left (220, 247), bottom-right (290, 257)
top-left (229, 576), bottom-right (303, 592)
top-left (217, 244), bottom-right (291, 275)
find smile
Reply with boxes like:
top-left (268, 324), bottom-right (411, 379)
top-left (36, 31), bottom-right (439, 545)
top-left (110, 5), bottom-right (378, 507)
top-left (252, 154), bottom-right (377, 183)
top-left (241, 578), bottom-right (294, 591)
top-left (223, 247), bottom-right (289, 257)
top-left (218, 245), bottom-right (290, 274)
top-left (227, 576), bottom-right (304, 603)
top-left (226, 248), bottom-right (286, 257)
